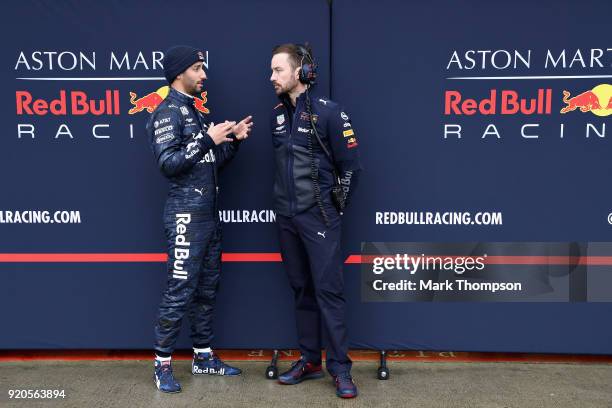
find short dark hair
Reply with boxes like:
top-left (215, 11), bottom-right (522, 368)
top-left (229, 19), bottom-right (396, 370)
top-left (271, 43), bottom-right (313, 70)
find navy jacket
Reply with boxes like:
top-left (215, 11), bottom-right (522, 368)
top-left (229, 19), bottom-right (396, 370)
top-left (147, 88), bottom-right (240, 212)
top-left (271, 92), bottom-right (362, 217)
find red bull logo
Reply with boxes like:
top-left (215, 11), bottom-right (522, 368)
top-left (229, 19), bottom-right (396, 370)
top-left (16, 90), bottom-right (121, 116)
top-left (444, 89), bottom-right (552, 115)
top-left (128, 86), bottom-right (210, 114)
top-left (128, 91), bottom-right (164, 114)
top-left (560, 84), bottom-right (612, 117)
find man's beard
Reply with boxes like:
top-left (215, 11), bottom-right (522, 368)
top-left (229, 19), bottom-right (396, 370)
top-left (183, 79), bottom-right (202, 96)
top-left (187, 82), bottom-right (201, 96)
top-left (275, 79), bottom-right (299, 96)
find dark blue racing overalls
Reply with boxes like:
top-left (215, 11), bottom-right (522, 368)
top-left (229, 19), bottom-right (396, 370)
top-left (148, 88), bottom-right (240, 354)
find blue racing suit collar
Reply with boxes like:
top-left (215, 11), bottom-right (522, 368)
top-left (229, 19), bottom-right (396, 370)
top-left (167, 87), bottom-right (195, 105)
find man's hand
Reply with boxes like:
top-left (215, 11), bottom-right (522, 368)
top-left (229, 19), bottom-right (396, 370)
top-left (232, 115), bottom-right (254, 140)
top-left (207, 121), bottom-right (236, 145)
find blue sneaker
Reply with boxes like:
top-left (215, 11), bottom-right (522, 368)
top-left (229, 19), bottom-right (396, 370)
top-left (192, 351), bottom-right (242, 376)
top-left (278, 358), bottom-right (324, 385)
top-left (154, 360), bottom-right (181, 393)
top-left (333, 372), bottom-right (358, 398)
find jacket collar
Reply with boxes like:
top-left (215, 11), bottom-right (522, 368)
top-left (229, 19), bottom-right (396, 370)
top-left (167, 87), bottom-right (194, 105)
top-left (279, 89), bottom-right (317, 112)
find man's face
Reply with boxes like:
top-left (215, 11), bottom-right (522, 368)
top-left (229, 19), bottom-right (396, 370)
top-left (270, 53), bottom-right (300, 95)
top-left (177, 61), bottom-right (207, 95)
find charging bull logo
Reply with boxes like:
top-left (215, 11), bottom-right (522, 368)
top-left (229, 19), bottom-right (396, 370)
top-left (560, 90), bottom-right (601, 113)
top-left (560, 84), bottom-right (612, 117)
top-left (128, 86), bottom-right (210, 114)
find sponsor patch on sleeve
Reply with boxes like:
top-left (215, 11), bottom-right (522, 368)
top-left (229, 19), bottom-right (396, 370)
top-left (154, 117), bottom-right (171, 128)
top-left (155, 133), bottom-right (175, 144)
top-left (154, 125), bottom-right (173, 135)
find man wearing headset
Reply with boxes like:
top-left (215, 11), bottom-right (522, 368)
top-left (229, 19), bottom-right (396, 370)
top-left (269, 43), bottom-right (362, 399)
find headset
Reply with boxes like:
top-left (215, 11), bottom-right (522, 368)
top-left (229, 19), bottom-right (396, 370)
top-left (296, 43), bottom-right (344, 226)
top-left (296, 44), bottom-right (317, 85)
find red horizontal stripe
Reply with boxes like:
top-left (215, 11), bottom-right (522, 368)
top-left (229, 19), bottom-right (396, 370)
top-left (0, 253), bottom-right (167, 262)
top-left (0, 253), bottom-right (284, 263)
top-left (345, 255), bottom-right (362, 264)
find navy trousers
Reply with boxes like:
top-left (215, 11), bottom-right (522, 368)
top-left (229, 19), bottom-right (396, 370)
top-left (154, 206), bottom-right (222, 355)
top-left (277, 203), bottom-right (352, 375)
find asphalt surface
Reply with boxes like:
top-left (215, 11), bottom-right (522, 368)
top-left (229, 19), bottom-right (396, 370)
top-left (1, 360), bottom-right (612, 407)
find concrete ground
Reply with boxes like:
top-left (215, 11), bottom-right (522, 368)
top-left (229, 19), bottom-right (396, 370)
top-left (1, 360), bottom-right (612, 408)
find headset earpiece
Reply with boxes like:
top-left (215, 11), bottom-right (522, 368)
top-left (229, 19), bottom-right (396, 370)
top-left (296, 44), bottom-right (317, 85)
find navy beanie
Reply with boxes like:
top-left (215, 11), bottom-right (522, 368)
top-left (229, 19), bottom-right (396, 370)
top-left (163, 45), bottom-right (205, 83)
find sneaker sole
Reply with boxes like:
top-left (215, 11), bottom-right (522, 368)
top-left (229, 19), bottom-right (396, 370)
top-left (278, 371), bottom-right (324, 385)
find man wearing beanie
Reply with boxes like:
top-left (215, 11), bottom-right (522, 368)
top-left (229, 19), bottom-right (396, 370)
top-left (147, 45), bottom-right (253, 393)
